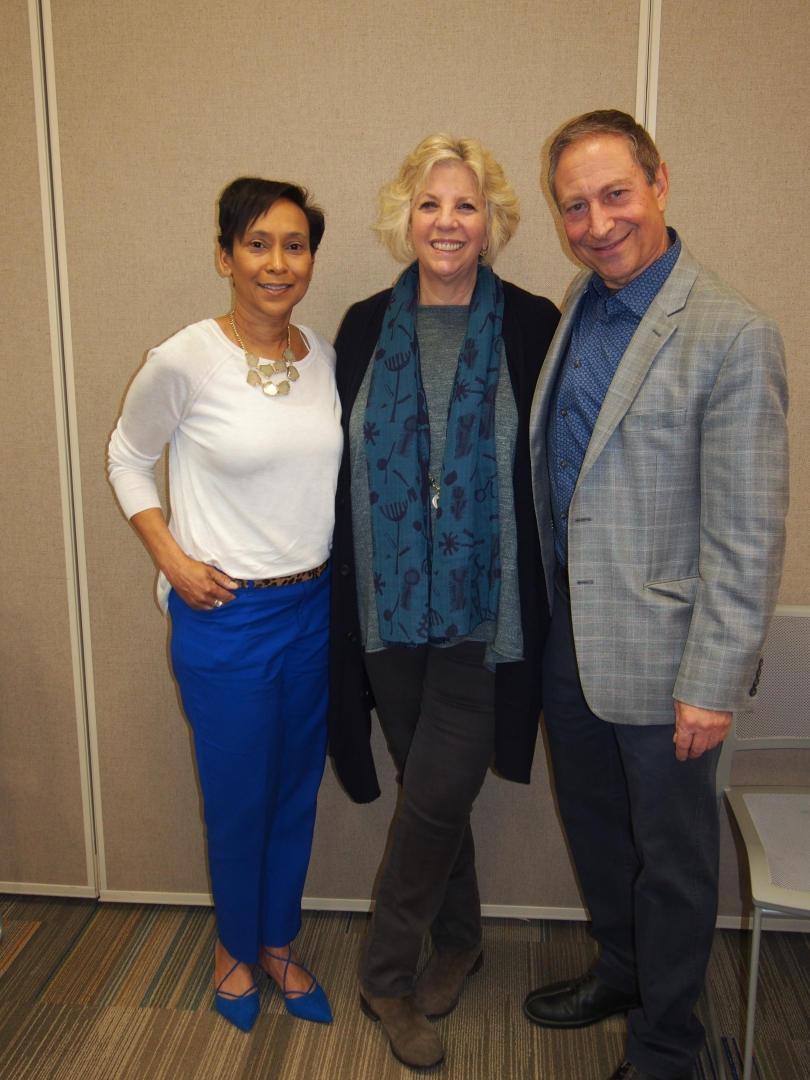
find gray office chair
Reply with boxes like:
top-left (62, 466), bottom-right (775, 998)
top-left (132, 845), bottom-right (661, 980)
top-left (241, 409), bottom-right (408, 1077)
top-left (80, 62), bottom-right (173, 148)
top-left (716, 610), bottom-right (810, 1080)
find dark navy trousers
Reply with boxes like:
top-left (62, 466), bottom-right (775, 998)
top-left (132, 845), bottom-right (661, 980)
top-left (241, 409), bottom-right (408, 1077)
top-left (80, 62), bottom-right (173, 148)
top-left (542, 565), bottom-right (720, 1079)
top-left (168, 568), bottom-right (329, 963)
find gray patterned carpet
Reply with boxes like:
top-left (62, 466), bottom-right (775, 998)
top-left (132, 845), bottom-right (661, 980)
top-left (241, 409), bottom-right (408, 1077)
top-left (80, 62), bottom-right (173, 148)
top-left (0, 895), bottom-right (807, 1079)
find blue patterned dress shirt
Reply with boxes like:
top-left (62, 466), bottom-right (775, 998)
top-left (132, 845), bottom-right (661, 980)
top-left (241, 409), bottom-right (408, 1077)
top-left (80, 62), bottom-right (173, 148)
top-left (547, 228), bottom-right (681, 564)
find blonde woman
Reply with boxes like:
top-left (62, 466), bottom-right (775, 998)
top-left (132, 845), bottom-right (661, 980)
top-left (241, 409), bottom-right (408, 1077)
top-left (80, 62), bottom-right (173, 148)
top-left (328, 135), bottom-right (560, 1067)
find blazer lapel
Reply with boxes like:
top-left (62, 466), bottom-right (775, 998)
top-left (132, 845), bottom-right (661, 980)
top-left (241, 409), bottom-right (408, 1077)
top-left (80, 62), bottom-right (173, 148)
top-left (575, 246), bottom-right (700, 490)
top-left (530, 270), bottom-right (589, 593)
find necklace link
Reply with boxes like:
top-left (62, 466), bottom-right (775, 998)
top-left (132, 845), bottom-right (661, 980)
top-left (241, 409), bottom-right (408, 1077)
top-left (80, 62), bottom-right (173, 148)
top-left (229, 311), bottom-right (299, 397)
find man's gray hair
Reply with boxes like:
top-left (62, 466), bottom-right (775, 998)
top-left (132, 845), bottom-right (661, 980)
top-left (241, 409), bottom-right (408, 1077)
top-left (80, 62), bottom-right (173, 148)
top-left (548, 109), bottom-right (661, 203)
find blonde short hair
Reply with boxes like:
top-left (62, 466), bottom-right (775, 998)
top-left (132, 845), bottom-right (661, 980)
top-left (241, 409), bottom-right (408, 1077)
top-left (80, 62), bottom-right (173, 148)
top-left (373, 134), bottom-right (520, 267)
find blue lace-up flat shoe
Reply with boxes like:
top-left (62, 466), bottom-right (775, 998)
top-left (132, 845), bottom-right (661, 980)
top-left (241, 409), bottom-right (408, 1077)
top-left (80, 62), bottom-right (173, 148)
top-left (215, 959), bottom-right (260, 1032)
top-left (263, 947), bottom-right (332, 1024)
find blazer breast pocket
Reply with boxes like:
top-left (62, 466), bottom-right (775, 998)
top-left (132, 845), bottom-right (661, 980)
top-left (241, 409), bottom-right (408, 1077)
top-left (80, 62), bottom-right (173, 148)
top-left (622, 407), bottom-right (687, 433)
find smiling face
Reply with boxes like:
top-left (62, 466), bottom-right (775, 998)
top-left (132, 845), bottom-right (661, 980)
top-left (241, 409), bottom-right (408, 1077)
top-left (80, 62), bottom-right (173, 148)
top-left (554, 134), bottom-right (670, 290)
top-left (409, 161), bottom-right (488, 304)
top-left (217, 198), bottom-right (315, 323)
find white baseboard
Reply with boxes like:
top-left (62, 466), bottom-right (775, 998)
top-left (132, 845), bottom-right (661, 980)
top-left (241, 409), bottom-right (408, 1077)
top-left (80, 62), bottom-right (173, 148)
top-left (302, 896), bottom-right (368, 912)
top-left (95, 893), bottom-right (588, 920)
top-left (301, 899), bottom-right (589, 920)
top-left (716, 913), bottom-right (810, 933)
top-left (99, 889), bottom-right (212, 906)
top-left (300, 901), bottom-right (807, 930)
top-left (0, 881), bottom-right (97, 898)
top-left (9, 888), bottom-right (806, 934)
top-left (481, 904), bottom-right (589, 920)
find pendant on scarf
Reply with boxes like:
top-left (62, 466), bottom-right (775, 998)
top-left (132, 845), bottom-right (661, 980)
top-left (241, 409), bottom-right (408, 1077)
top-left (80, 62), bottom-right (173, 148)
top-left (428, 472), bottom-right (440, 509)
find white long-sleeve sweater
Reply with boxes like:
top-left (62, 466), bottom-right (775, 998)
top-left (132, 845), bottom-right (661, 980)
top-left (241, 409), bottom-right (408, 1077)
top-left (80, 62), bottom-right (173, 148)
top-left (108, 319), bottom-right (343, 611)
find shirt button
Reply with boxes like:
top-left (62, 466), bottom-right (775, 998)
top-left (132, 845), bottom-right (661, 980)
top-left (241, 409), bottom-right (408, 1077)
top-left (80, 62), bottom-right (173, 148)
top-left (561, 409), bottom-right (567, 417)
top-left (561, 461), bottom-right (567, 468)
top-left (561, 512), bottom-right (568, 520)
top-left (340, 564), bottom-right (350, 576)
top-left (573, 359), bottom-right (581, 367)
top-left (348, 632), bottom-right (358, 642)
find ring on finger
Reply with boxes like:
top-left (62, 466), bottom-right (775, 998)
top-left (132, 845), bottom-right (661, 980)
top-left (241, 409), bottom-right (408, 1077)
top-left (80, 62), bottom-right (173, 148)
top-left (213, 599), bottom-right (223, 608)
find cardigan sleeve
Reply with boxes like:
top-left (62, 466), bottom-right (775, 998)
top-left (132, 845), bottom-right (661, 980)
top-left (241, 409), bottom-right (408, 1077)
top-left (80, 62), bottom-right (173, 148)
top-left (326, 295), bottom-right (390, 803)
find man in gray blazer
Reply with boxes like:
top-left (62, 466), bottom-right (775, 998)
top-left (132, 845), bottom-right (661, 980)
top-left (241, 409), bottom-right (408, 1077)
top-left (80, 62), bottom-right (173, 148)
top-left (524, 110), bottom-right (789, 1080)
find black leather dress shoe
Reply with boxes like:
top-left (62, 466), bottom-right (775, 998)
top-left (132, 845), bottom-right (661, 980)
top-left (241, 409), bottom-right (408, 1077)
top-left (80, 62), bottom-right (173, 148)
top-left (523, 971), bottom-right (640, 1028)
top-left (608, 1060), bottom-right (694, 1080)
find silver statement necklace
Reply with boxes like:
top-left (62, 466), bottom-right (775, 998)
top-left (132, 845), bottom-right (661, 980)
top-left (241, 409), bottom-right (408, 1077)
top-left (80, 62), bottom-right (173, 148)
top-left (229, 310), bottom-right (299, 397)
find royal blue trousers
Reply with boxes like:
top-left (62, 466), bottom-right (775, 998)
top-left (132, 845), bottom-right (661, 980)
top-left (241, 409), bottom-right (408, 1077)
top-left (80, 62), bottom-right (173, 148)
top-left (168, 568), bottom-right (329, 963)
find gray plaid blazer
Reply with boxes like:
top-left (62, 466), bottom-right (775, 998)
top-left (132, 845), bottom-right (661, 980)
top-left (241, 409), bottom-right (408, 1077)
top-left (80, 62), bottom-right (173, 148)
top-left (529, 243), bottom-right (789, 724)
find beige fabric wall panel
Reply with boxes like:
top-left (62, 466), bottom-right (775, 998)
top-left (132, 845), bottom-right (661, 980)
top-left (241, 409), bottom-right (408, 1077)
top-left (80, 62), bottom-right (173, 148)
top-left (656, 0), bottom-right (810, 604)
top-left (304, 719), bottom-right (585, 910)
top-left (0, 0), bottom-right (90, 888)
top-left (48, 0), bottom-right (637, 897)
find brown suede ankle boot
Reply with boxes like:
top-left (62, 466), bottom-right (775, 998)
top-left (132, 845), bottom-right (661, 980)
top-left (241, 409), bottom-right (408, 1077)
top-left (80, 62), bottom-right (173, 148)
top-left (360, 990), bottom-right (444, 1068)
top-left (413, 947), bottom-right (483, 1017)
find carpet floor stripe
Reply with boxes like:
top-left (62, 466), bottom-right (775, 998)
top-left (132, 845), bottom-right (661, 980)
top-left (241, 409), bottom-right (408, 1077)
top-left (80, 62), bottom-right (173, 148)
top-left (0, 897), bottom-right (807, 1079)
top-left (0, 921), bottom-right (41, 978)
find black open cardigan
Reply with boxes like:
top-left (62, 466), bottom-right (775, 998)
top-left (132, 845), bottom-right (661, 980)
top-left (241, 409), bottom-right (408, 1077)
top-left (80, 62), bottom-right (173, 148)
top-left (328, 281), bottom-right (560, 803)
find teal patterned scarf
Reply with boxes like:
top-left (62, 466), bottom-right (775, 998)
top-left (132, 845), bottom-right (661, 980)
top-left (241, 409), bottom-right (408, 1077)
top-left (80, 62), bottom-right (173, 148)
top-left (364, 262), bottom-right (503, 645)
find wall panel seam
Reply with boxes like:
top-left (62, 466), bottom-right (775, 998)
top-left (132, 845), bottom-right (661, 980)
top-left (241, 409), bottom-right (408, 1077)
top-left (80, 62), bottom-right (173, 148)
top-left (635, 0), bottom-right (662, 138)
top-left (27, 0), bottom-right (103, 895)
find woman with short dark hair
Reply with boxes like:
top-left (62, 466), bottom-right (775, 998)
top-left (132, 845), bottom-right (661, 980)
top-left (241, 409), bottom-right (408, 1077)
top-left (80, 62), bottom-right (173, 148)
top-left (108, 176), bottom-right (340, 1031)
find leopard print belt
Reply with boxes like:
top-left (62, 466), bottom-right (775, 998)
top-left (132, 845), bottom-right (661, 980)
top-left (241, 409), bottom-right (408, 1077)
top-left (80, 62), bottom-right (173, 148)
top-left (231, 560), bottom-right (329, 589)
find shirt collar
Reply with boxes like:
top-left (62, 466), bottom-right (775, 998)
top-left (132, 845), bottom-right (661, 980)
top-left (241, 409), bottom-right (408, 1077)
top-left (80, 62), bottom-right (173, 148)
top-left (589, 228), bottom-right (681, 318)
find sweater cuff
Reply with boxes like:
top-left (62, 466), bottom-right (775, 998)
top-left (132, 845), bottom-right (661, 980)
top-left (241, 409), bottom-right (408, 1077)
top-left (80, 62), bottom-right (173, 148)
top-left (111, 474), bottom-right (163, 521)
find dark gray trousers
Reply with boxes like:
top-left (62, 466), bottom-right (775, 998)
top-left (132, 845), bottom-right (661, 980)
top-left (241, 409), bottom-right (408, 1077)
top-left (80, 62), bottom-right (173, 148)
top-left (360, 641), bottom-right (496, 998)
top-left (543, 565), bottom-right (720, 1079)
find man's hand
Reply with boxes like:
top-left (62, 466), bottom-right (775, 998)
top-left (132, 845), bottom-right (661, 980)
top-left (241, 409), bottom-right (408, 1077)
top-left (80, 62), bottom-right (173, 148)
top-left (673, 700), bottom-right (732, 761)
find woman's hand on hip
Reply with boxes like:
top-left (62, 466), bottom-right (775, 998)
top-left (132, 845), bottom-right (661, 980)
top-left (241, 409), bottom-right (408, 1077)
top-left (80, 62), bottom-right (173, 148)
top-left (163, 554), bottom-right (238, 610)
top-left (129, 507), bottom-right (238, 609)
